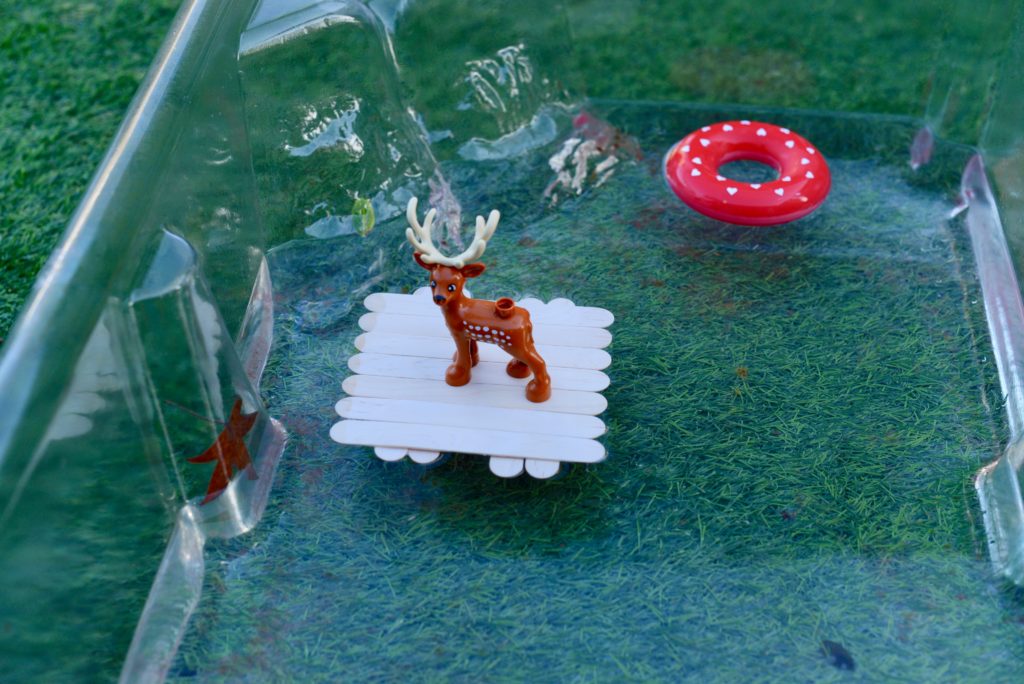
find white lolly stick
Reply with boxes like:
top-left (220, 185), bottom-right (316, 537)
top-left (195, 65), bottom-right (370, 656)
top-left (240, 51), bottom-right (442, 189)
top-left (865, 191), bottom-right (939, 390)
top-left (359, 312), bottom-right (612, 349)
top-left (489, 457), bottom-right (524, 477)
top-left (355, 333), bottom-right (611, 370)
top-left (364, 292), bottom-right (614, 328)
top-left (374, 446), bottom-right (406, 462)
top-left (348, 353), bottom-right (609, 392)
top-left (408, 449), bottom-right (441, 464)
top-left (342, 375), bottom-right (607, 415)
top-left (336, 397), bottom-right (606, 439)
top-left (525, 459), bottom-right (561, 479)
top-left (330, 420), bottom-right (605, 463)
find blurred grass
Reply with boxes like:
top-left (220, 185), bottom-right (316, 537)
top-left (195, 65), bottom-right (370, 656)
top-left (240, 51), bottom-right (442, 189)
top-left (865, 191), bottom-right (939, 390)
top-left (400, 0), bottom-right (1010, 146)
top-left (1, 0), bottom-right (1012, 343)
top-left (0, 0), bottom-right (180, 340)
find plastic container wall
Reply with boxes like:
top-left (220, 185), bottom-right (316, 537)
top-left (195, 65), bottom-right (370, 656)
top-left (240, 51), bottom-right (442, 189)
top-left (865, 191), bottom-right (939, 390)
top-left (971, 20), bottom-right (1024, 587)
top-left (0, 0), bottom-right (277, 679)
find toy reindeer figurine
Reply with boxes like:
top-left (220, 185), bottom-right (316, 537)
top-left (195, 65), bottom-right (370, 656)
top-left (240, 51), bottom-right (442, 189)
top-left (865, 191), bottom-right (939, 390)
top-left (406, 197), bottom-right (552, 403)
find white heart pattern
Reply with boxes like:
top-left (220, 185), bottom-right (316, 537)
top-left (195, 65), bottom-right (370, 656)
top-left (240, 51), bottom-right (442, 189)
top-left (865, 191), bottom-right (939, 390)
top-left (756, 128), bottom-right (767, 137)
top-left (691, 169), bottom-right (701, 177)
top-left (806, 171), bottom-right (815, 179)
top-left (774, 188), bottom-right (784, 196)
top-left (723, 124), bottom-right (734, 131)
top-left (700, 138), bottom-right (711, 147)
top-left (682, 145), bottom-right (690, 153)
top-left (751, 184), bottom-right (761, 189)
top-left (692, 157), bottom-right (702, 165)
top-left (801, 158), bottom-right (810, 165)
top-left (785, 140), bottom-right (795, 149)
top-left (726, 187), bottom-right (738, 196)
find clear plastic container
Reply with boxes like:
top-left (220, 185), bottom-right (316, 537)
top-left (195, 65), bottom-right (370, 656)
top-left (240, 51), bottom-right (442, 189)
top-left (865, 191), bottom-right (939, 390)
top-left (3, 1), bottom-right (1024, 680)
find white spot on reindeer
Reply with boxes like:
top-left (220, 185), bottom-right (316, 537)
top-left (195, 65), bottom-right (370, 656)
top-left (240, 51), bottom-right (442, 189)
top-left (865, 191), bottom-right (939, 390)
top-left (726, 187), bottom-right (738, 196)
top-left (691, 169), bottom-right (701, 177)
top-left (782, 176), bottom-right (791, 182)
top-left (806, 147), bottom-right (816, 154)
top-left (723, 124), bottom-right (734, 131)
top-left (692, 157), bottom-right (702, 165)
top-left (751, 183), bottom-right (761, 189)
top-left (716, 175), bottom-right (726, 181)
top-left (785, 140), bottom-right (795, 149)
top-left (756, 128), bottom-right (767, 137)
top-left (806, 171), bottom-right (815, 179)
top-left (700, 138), bottom-right (711, 147)
top-left (740, 120), bottom-right (751, 125)
top-left (780, 127), bottom-right (791, 134)
top-left (774, 188), bottom-right (784, 196)
top-left (701, 126), bottom-right (711, 132)
top-left (801, 158), bottom-right (810, 165)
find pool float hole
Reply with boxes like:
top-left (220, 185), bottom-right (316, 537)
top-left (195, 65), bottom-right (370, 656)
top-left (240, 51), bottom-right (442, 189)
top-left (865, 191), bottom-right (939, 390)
top-left (717, 159), bottom-right (780, 184)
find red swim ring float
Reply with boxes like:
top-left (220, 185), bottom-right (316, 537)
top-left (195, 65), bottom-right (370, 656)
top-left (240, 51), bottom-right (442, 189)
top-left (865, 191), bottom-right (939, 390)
top-left (664, 120), bottom-right (831, 226)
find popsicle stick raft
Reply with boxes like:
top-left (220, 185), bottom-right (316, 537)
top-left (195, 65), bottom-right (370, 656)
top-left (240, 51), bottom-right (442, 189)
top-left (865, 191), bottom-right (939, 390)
top-left (330, 197), bottom-right (613, 478)
top-left (330, 289), bottom-right (614, 478)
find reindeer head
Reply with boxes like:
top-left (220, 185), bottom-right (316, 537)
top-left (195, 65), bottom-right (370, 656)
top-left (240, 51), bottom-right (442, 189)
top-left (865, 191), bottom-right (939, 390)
top-left (406, 197), bottom-right (499, 306)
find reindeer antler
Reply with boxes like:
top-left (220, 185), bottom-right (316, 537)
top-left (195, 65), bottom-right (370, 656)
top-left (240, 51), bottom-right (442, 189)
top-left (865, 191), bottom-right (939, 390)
top-left (406, 197), bottom-right (499, 268)
top-left (406, 197), bottom-right (444, 262)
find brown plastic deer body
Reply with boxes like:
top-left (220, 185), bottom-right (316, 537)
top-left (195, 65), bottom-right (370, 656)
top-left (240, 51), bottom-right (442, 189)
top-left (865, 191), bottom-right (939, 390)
top-left (406, 198), bottom-right (551, 403)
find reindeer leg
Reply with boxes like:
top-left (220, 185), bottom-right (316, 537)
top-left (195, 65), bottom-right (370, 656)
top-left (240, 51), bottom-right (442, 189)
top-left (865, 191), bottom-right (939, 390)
top-left (446, 333), bottom-right (472, 386)
top-left (453, 339), bottom-right (480, 367)
top-left (517, 334), bottom-right (551, 402)
top-left (505, 326), bottom-right (550, 400)
top-left (523, 349), bottom-right (551, 402)
top-left (506, 359), bottom-right (530, 378)
top-left (454, 340), bottom-right (480, 366)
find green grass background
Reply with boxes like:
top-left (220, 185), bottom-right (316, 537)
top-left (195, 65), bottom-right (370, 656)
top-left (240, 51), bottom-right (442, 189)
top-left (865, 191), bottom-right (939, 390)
top-left (0, 0), bottom-right (180, 341)
top-left (1, 0), bottom-right (1012, 343)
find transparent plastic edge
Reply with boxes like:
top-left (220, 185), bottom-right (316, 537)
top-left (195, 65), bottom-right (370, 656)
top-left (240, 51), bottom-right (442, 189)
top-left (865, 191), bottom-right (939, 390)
top-left (0, 0), bottom-right (213, 473)
top-left (117, 505), bottom-right (206, 684)
top-left (240, 1), bottom-right (362, 56)
top-left (963, 154), bottom-right (1024, 584)
top-left (118, 417), bottom-right (286, 684)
